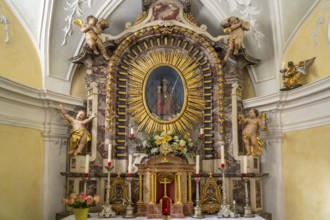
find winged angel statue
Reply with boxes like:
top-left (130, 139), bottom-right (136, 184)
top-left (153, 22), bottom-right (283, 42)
top-left (280, 57), bottom-right (316, 91)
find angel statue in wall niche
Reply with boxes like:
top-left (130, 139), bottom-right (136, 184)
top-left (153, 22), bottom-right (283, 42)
top-left (59, 104), bottom-right (97, 156)
top-left (74, 15), bottom-right (110, 60)
top-left (220, 16), bottom-right (250, 62)
top-left (280, 57), bottom-right (316, 91)
top-left (239, 108), bottom-right (267, 157)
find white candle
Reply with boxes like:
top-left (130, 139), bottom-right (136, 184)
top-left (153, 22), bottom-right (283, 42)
top-left (200, 128), bottom-right (204, 134)
top-left (108, 144), bottom-right (112, 163)
top-left (282, 61), bottom-right (286, 69)
top-left (130, 128), bottom-right (134, 135)
top-left (128, 154), bottom-right (132, 173)
top-left (84, 154), bottom-right (90, 174)
top-left (196, 155), bottom-right (200, 174)
top-left (243, 156), bottom-right (247, 174)
top-left (221, 145), bottom-right (225, 165)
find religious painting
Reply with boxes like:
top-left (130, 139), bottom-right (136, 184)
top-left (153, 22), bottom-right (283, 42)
top-left (145, 65), bottom-right (184, 121)
top-left (151, 2), bottom-right (180, 21)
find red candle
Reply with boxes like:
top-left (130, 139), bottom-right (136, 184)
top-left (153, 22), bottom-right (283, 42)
top-left (162, 196), bottom-right (170, 215)
top-left (129, 128), bottom-right (134, 139)
top-left (199, 128), bottom-right (204, 139)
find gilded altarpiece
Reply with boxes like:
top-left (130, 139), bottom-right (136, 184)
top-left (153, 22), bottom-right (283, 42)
top-left (62, 0), bottom-right (269, 218)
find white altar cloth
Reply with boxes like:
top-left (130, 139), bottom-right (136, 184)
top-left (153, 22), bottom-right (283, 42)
top-left (61, 213), bottom-right (266, 220)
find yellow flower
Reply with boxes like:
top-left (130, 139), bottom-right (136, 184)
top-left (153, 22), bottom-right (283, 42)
top-left (176, 144), bottom-right (183, 152)
top-left (162, 134), bottom-right (172, 142)
top-left (156, 137), bottom-right (163, 145)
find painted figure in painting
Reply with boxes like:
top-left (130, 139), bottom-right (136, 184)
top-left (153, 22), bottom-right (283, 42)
top-left (220, 16), bottom-right (250, 62)
top-left (74, 15), bottom-right (110, 60)
top-left (59, 104), bottom-right (97, 156)
top-left (239, 108), bottom-right (267, 156)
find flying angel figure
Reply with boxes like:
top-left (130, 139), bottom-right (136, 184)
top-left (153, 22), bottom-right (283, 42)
top-left (280, 57), bottom-right (316, 91)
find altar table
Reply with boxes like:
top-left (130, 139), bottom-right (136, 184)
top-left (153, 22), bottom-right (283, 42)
top-left (61, 213), bottom-right (266, 220)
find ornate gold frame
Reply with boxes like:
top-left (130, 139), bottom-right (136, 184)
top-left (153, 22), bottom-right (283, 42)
top-left (128, 49), bottom-right (204, 134)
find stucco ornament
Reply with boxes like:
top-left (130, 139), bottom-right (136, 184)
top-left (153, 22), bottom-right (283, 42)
top-left (62, 0), bottom-right (93, 45)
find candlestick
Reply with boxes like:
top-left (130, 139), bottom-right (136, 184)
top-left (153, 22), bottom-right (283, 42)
top-left (108, 144), bottom-right (112, 166)
top-left (217, 166), bottom-right (235, 218)
top-left (243, 177), bottom-right (254, 217)
top-left (243, 156), bottom-right (247, 175)
top-left (98, 165), bottom-right (116, 218)
top-left (123, 176), bottom-right (135, 218)
top-left (221, 145), bottom-right (225, 166)
top-left (196, 155), bottom-right (200, 174)
top-left (281, 61), bottom-right (286, 69)
top-left (192, 177), bottom-right (204, 218)
top-left (84, 154), bottom-right (89, 174)
top-left (128, 154), bottom-right (132, 174)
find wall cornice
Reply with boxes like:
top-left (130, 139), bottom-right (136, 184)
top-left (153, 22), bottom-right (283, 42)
top-left (0, 76), bottom-right (84, 137)
top-left (243, 76), bottom-right (330, 132)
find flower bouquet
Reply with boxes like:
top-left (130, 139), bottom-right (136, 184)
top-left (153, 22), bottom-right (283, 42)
top-left (63, 192), bottom-right (100, 220)
top-left (145, 130), bottom-right (193, 158)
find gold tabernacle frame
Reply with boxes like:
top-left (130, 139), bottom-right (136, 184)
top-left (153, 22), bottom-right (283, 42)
top-left (105, 25), bottom-right (224, 158)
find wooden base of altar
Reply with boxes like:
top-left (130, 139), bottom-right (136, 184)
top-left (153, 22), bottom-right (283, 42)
top-left (137, 202), bottom-right (193, 218)
top-left (136, 154), bottom-right (195, 218)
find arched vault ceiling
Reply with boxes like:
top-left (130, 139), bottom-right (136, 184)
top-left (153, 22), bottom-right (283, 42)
top-left (4, 0), bottom-right (320, 95)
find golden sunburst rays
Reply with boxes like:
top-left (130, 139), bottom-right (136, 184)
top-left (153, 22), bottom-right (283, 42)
top-left (127, 49), bottom-right (205, 134)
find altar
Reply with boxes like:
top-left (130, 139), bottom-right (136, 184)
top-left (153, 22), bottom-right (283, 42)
top-left (62, 213), bottom-right (267, 220)
top-left (59, 0), bottom-right (271, 219)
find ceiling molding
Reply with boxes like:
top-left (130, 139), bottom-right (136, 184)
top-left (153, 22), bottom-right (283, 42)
top-left (5, 0), bottom-right (45, 52)
top-left (283, 0), bottom-right (320, 52)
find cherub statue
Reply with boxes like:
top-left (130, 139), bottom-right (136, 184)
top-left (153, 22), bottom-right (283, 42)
top-left (239, 108), bottom-right (267, 156)
top-left (220, 16), bottom-right (250, 62)
top-left (280, 57), bottom-right (316, 91)
top-left (74, 15), bottom-right (110, 60)
top-left (59, 104), bottom-right (97, 156)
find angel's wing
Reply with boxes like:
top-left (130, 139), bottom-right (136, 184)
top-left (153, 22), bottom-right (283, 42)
top-left (296, 57), bottom-right (316, 75)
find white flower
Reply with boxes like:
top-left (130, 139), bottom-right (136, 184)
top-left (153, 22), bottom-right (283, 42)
top-left (167, 130), bottom-right (173, 135)
top-left (174, 136), bottom-right (179, 141)
top-left (154, 135), bottom-right (160, 140)
top-left (179, 140), bottom-right (186, 146)
top-left (151, 148), bottom-right (159, 153)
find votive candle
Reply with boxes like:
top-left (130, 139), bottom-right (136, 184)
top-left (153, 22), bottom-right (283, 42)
top-left (130, 128), bottom-right (134, 139)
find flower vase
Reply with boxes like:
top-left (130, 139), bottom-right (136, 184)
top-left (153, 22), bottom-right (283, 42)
top-left (73, 208), bottom-right (89, 220)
